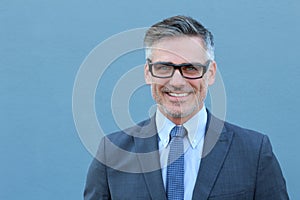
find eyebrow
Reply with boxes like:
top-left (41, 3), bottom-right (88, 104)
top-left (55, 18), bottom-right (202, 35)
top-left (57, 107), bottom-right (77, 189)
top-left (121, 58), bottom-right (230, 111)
top-left (148, 59), bottom-right (204, 66)
top-left (151, 61), bottom-right (205, 66)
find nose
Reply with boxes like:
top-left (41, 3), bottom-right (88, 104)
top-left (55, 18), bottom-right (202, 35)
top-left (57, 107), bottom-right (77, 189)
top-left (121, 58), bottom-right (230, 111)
top-left (169, 69), bottom-right (187, 87)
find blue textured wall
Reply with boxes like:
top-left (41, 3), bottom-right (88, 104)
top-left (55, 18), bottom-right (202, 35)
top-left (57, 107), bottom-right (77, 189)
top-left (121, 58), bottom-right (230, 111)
top-left (1, 0), bottom-right (299, 199)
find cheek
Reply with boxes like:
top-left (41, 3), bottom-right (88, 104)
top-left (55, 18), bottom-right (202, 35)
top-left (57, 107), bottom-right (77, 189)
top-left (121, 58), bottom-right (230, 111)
top-left (189, 80), bottom-right (203, 92)
top-left (151, 83), bottom-right (162, 98)
top-left (191, 80), bottom-right (208, 98)
top-left (151, 80), bottom-right (165, 92)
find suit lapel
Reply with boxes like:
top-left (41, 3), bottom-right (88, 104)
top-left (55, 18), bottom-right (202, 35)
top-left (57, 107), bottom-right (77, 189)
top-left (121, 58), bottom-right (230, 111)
top-left (192, 113), bottom-right (234, 200)
top-left (134, 117), bottom-right (167, 200)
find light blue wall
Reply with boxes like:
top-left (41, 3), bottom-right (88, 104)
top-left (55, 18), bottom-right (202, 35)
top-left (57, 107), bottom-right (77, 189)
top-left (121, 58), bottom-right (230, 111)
top-left (1, 0), bottom-right (299, 199)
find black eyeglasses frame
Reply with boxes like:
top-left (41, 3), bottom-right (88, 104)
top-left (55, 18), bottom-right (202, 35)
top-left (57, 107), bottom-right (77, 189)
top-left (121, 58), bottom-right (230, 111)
top-left (147, 59), bottom-right (211, 80)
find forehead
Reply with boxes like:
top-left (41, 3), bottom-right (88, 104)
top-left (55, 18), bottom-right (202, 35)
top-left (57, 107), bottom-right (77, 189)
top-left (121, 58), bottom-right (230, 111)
top-left (150, 36), bottom-right (208, 63)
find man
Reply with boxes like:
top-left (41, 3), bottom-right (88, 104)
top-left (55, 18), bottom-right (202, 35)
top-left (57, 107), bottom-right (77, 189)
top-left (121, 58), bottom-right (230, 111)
top-left (84, 15), bottom-right (289, 199)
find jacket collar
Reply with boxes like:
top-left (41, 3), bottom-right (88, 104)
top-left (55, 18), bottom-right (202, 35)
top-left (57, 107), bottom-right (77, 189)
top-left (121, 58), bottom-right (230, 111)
top-left (192, 111), bottom-right (233, 199)
top-left (134, 115), bottom-right (168, 200)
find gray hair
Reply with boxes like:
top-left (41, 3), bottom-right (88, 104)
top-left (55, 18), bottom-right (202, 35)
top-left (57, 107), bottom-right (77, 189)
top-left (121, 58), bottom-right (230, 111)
top-left (144, 15), bottom-right (215, 60)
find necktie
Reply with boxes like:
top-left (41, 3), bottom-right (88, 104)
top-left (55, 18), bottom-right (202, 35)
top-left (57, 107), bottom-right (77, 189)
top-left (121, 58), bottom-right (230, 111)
top-left (166, 126), bottom-right (186, 200)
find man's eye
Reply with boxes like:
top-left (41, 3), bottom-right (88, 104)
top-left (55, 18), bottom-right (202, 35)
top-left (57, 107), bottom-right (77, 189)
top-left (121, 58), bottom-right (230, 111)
top-left (183, 65), bottom-right (198, 71)
top-left (155, 65), bottom-right (172, 71)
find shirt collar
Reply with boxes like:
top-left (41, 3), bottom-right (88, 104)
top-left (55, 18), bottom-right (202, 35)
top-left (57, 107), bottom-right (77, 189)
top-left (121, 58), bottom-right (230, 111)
top-left (156, 106), bottom-right (207, 149)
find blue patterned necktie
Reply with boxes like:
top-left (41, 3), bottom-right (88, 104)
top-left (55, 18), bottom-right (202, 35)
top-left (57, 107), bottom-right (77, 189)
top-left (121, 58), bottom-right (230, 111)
top-left (166, 126), bottom-right (186, 200)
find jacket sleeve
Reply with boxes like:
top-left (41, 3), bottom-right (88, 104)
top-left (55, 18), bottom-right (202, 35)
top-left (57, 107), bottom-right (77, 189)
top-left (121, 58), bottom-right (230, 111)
top-left (254, 135), bottom-right (289, 199)
top-left (84, 138), bottom-right (111, 200)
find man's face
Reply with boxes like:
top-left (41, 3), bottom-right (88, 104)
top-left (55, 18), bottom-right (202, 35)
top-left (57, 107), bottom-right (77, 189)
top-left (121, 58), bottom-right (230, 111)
top-left (144, 36), bottom-right (216, 124)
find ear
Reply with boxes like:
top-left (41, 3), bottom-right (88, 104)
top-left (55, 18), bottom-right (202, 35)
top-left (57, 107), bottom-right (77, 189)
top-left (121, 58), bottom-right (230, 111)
top-left (144, 63), bottom-right (152, 84)
top-left (207, 60), bottom-right (217, 85)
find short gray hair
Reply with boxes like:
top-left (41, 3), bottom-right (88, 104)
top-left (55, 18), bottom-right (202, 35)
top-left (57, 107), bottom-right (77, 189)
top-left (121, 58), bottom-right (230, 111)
top-left (144, 15), bottom-right (215, 60)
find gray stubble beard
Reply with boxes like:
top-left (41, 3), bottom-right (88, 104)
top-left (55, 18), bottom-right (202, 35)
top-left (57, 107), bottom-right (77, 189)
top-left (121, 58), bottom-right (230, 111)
top-left (156, 95), bottom-right (203, 119)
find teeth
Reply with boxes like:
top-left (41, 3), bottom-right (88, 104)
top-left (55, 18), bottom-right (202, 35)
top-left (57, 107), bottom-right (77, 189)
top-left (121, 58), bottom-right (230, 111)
top-left (169, 93), bottom-right (188, 97)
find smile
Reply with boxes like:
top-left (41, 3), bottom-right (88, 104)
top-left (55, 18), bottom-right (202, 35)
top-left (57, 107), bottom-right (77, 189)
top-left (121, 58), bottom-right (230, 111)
top-left (167, 92), bottom-right (189, 97)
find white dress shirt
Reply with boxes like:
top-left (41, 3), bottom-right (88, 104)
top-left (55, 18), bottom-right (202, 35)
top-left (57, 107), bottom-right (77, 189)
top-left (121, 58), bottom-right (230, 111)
top-left (156, 106), bottom-right (207, 200)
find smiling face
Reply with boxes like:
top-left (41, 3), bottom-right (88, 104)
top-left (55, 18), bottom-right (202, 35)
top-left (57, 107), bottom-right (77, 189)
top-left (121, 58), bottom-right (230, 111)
top-left (145, 36), bottom-right (217, 124)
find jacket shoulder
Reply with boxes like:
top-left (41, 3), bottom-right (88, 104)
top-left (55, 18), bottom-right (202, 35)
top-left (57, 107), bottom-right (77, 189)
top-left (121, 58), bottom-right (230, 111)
top-left (103, 118), bottom-right (154, 152)
top-left (223, 120), bottom-right (267, 150)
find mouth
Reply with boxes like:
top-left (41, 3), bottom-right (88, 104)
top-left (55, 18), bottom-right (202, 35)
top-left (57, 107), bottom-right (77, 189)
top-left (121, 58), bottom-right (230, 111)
top-left (164, 91), bottom-right (192, 102)
top-left (167, 92), bottom-right (189, 97)
top-left (160, 87), bottom-right (194, 101)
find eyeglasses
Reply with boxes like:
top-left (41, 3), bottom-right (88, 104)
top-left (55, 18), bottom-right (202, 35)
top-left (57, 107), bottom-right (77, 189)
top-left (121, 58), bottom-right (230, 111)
top-left (147, 59), bottom-right (211, 79)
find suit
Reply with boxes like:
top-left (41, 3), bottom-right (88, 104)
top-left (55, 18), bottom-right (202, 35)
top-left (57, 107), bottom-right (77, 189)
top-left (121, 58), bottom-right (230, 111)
top-left (84, 111), bottom-right (289, 199)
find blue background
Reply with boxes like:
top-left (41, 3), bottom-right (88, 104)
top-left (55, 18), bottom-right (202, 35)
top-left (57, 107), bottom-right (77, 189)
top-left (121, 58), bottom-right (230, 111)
top-left (1, 0), bottom-right (299, 199)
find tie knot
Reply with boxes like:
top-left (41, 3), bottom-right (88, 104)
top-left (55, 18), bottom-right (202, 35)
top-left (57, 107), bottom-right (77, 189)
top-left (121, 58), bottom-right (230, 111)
top-left (170, 126), bottom-right (186, 139)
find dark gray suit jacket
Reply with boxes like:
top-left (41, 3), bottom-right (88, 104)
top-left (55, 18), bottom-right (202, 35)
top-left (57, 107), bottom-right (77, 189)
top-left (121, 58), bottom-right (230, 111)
top-left (84, 112), bottom-right (289, 199)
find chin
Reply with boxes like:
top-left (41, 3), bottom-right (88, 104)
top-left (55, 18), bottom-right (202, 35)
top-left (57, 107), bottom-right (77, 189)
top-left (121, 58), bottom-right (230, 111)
top-left (163, 106), bottom-right (197, 119)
